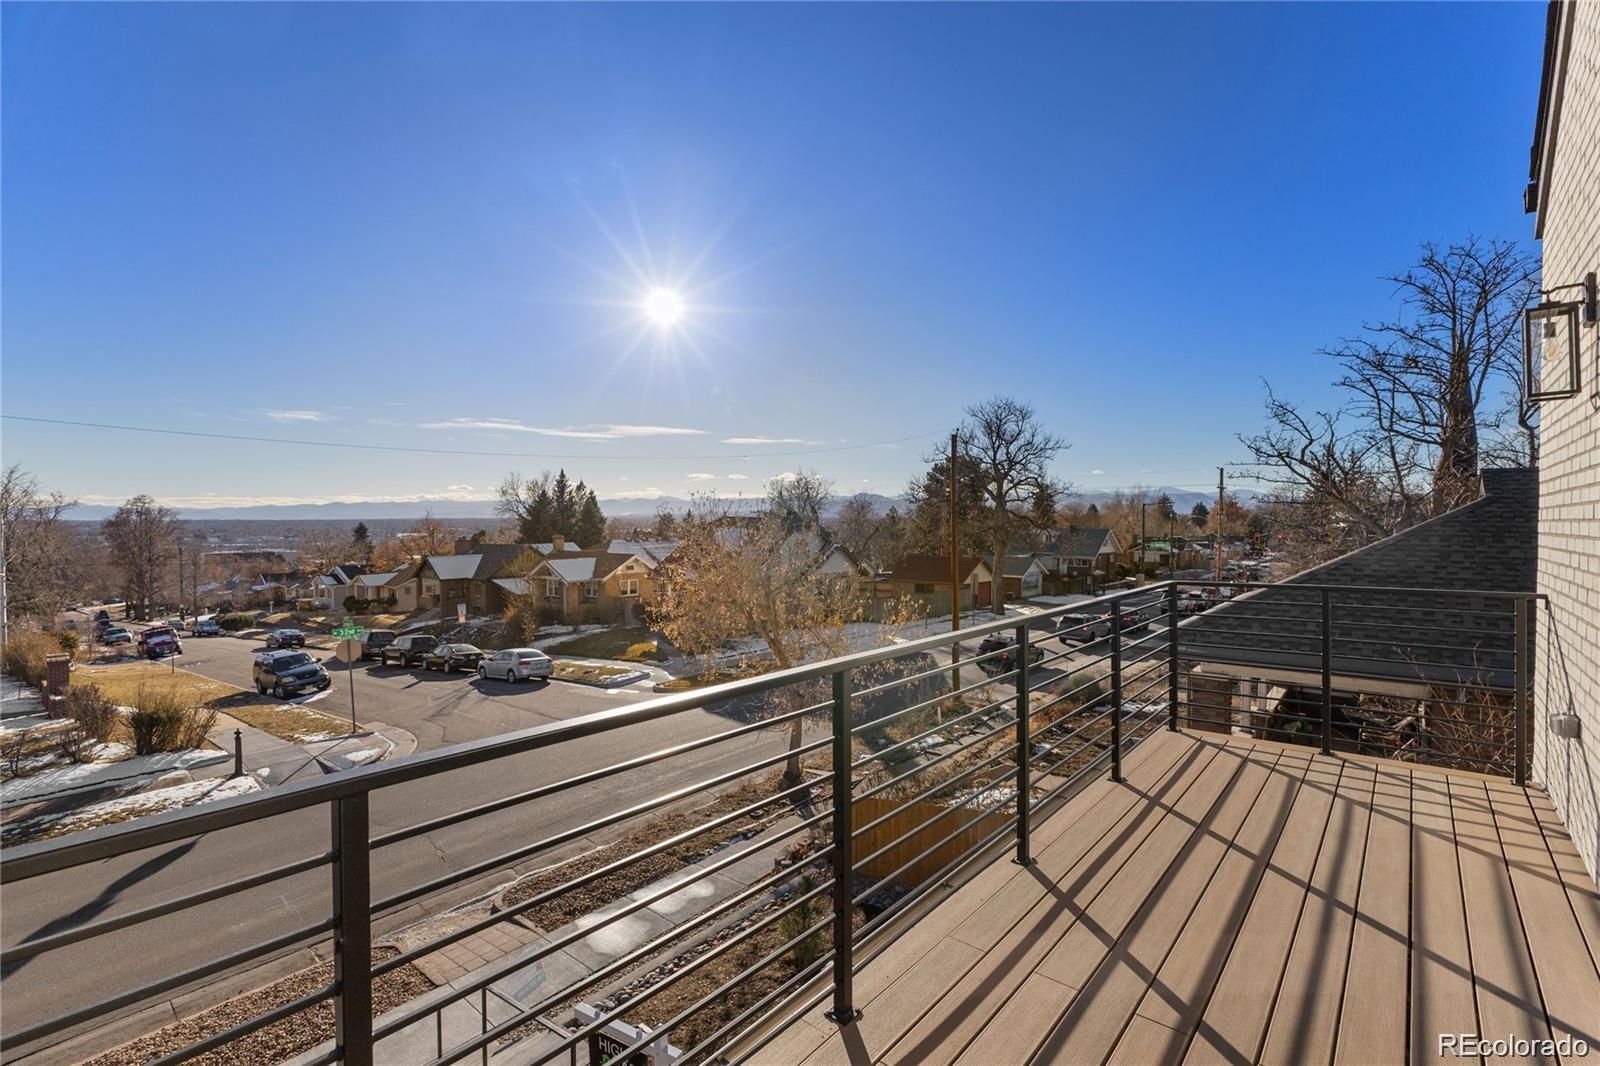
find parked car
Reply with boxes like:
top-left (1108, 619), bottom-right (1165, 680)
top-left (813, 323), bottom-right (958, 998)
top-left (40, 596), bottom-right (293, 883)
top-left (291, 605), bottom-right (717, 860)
top-left (380, 633), bottom-right (438, 667)
top-left (359, 629), bottom-right (397, 661)
top-left (1057, 612), bottom-right (1112, 643)
top-left (137, 624), bottom-right (183, 659)
top-left (478, 648), bottom-right (554, 683)
top-left (64, 618), bottom-right (77, 631)
top-left (253, 650), bottom-right (331, 698)
top-left (264, 628), bottom-right (305, 649)
top-left (1177, 591), bottom-right (1210, 615)
top-left (191, 617), bottom-right (222, 636)
top-left (94, 609), bottom-right (111, 623)
top-left (975, 633), bottom-right (1045, 676)
top-left (101, 626), bottom-right (133, 646)
top-left (422, 643), bottom-right (486, 673)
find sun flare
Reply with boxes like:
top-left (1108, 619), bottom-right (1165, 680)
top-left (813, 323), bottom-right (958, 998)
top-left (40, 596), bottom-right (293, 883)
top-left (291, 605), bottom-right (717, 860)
top-left (643, 286), bottom-right (685, 328)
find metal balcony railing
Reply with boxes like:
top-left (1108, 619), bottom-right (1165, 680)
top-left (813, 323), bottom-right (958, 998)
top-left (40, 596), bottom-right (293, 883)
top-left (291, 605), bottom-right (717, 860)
top-left (0, 579), bottom-right (1537, 1065)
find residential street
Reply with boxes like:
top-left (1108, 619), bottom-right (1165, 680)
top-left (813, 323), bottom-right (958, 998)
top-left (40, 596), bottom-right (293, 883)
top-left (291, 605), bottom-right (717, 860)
top-left (0, 629), bottom-right (804, 1054)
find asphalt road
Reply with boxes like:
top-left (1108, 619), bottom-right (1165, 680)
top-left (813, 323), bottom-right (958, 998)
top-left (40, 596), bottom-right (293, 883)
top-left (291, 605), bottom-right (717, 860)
top-left (0, 623), bottom-right (804, 1052)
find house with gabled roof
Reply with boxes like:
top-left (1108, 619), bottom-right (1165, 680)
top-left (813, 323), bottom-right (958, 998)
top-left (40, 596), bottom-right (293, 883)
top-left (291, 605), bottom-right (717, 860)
top-left (311, 563), bottom-right (369, 610)
top-left (878, 555), bottom-right (994, 615)
top-left (523, 549), bottom-right (657, 623)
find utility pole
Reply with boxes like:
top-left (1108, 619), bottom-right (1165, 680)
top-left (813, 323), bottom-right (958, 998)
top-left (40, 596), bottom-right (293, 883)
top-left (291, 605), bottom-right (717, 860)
top-left (949, 432), bottom-right (961, 695)
top-left (177, 545), bottom-right (184, 621)
top-left (1214, 467), bottom-right (1225, 584)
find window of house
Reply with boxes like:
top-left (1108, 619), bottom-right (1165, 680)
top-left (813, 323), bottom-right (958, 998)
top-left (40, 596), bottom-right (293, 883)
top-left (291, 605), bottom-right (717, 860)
top-left (619, 578), bottom-right (640, 597)
top-left (545, 578), bottom-right (561, 600)
top-left (914, 582), bottom-right (936, 594)
top-left (582, 581), bottom-right (599, 601)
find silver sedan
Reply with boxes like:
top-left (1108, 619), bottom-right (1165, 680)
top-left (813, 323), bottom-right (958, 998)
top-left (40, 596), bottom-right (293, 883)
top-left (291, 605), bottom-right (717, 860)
top-left (477, 647), bottom-right (555, 683)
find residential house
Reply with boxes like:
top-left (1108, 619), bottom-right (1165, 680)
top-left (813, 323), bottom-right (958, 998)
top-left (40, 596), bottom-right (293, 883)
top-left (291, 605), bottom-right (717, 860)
top-left (350, 570), bottom-right (402, 609)
top-left (1032, 527), bottom-right (1121, 593)
top-left (412, 544), bottom-right (546, 618)
top-left (1000, 554), bottom-right (1048, 599)
top-left (247, 569), bottom-right (309, 609)
top-left (1527, 0), bottom-right (1600, 882)
top-left (525, 549), bottom-right (657, 623)
top-left (311, 564), bottom-right (368, 611)
top-left (877, 555), bottom-right (994, 617)
top-left (606, 538), bottom-right (681, 568)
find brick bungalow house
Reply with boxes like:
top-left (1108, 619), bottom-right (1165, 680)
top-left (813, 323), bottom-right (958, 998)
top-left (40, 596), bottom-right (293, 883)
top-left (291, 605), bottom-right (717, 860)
top-left (522, 549), bottom-right (657, 623)
top-left (878, 555), bottom-right (994, 616)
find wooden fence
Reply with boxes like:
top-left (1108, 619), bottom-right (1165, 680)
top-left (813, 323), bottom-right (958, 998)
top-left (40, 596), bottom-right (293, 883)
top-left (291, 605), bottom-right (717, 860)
top-left (852, 795), bottom-right (1013, 887)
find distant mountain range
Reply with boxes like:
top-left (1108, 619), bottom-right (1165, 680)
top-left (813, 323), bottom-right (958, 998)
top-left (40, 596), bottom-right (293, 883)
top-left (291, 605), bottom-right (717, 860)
top-left (62, 486), bottom-right (1258, 522)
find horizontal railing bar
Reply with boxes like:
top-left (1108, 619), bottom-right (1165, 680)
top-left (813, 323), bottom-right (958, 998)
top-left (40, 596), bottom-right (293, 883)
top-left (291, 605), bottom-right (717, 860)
top-left (0, 851), bottom-right (335, 963)
top-left (0, 917), bottom-right (335, 1051)
top-left (854, 715), bottom-right (1019, 804)
top-left (1175, 579), bottom-right (1535, 601)
top-left (1330, 616), bottom-right (1513, 637)
top-left (852, 787), bottom-right (1019, 904)
top-left (850, 671), bottom-right (1012, 738)
top-left (374, 801), bottom-right (830, 981)
top-left (3, 586), bottom-right (1171, 883)
top-left (697, 954), bottom-right (836, 1066)
top-left (148, 981), bottom-right (338, 1066)
top-left (851, 654), bottom-right (969, 701)
top-left (854, 737), bottom-right (1023, 840)
top-left (371, 735), bottom-right (832, 915)
top-left (851, 693), bottom-right (1012, 768)
top-left (375, 829), bottom-right (835, 1030)
top-left (371, 701), bottom-right (823, 849)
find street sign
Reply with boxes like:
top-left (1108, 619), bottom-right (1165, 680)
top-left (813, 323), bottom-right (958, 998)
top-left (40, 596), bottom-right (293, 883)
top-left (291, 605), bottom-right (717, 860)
top-left (332, 625), bottom-right (364, 639)
top-left (335, 638), bottom-right (363, 662)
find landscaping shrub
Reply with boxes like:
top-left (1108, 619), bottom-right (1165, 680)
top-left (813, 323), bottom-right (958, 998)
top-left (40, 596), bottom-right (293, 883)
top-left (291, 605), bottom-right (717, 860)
top-left (2, 630), bottom-right (59, 689)
top-left (216, 613), bottom-right (255, 632)
top-left (128, 685), bottom-right (217, 754)
top-left (777, 875), bottom-right (825, 968)
top-left (54, 630), bottom-right (81, 656)
top-left (343, 595), bottom-right (362, 612)
top-left (65, 683), bottom-right (120, 743)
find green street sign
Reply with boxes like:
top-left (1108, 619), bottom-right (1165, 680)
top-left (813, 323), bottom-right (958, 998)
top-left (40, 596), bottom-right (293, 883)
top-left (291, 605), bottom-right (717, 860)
top-left (332, 625), bottom-right (364, 639)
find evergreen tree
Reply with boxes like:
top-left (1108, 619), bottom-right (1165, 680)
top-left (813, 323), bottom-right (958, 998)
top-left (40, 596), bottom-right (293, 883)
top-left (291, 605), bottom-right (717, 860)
top-left (575, 489), bottom-right (606, 548)
top-left (351, 521), bottom-right (372, 563)
top-left (551, 470), bottom-right (577, 536)
top-left (1190, 501), bottom-right (1210, 529)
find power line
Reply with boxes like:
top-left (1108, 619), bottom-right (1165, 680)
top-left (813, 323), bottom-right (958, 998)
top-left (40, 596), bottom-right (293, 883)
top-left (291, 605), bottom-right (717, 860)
top-left (0, 414), bottom-right (944, 463)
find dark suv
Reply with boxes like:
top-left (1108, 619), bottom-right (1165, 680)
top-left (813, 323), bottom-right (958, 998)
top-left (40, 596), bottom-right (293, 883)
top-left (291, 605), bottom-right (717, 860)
top-left (264, 628), bottom-right (305, 649)
top-left (253, 650), bottom-right (331, 699)
top-left (380, 633), bottom-right (438, 667)
top-left (975, 633), bottom-right (1046, 676)
top-left (360, 629), bottom-right (398, 661)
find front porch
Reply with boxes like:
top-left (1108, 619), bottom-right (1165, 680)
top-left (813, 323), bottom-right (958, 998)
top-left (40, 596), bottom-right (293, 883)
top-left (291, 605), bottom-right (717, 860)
top-left (745, 729), bottom-right (1600, 1065)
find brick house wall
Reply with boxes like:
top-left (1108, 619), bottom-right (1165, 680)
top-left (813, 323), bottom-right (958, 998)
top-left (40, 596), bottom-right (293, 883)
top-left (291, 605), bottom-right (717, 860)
top-left (1531, 1), bottom-right (1600, 880)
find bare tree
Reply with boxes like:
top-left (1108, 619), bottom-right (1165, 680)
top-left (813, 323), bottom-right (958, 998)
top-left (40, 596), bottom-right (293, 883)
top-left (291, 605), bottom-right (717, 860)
top-left (768, 470), bottom-right (832, 530)
top-left (833, 494), bottom-right (881, 558)
top-left (407, 510), bottom-right (458, 556)
top-left (1243, 238), bottom-right (1537, 551)
top-left (957, 397), bottom-right (1067, 614)
top-left (1, 465), bottom-right (78, 638)
top-left (102, 495), bottom-right (181, 621)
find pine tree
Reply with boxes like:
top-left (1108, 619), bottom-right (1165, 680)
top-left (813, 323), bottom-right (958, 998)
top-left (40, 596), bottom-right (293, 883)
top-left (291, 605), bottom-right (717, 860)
top-left (551, 470), bottom-right (577, 537)
top-left (1190, 501), bottom-right (1210, 529)
top-left (575, 490), bottom-right (606, 548)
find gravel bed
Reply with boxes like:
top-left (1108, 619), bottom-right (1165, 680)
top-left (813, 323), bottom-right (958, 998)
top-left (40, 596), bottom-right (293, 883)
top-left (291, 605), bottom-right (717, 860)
top-left (83, 947), bottom-right (432, 1066)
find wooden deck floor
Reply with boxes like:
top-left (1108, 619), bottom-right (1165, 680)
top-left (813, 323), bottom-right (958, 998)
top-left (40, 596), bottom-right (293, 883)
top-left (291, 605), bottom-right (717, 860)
top-left (747, 730), bottom-right (1600, 1066)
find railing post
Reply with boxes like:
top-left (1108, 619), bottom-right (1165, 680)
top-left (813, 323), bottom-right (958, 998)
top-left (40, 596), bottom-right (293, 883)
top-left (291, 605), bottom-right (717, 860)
top-left (1320, 589), bottom-right (1333, 757)
top-left (825, 668), bottom-right (861, 1025)
top-left (232, 729), bottom-right (244, 778)
top-left (1514, 596), bottom-right (1528, 786)
top-left (1013, 624), bottom-right (1033, 867)
top-left (1110, 601), bottom-right (1124, 783)
top-left (1166, 583), bottom-right (1180, 732)
top-left (331, 793), bottom-right (374, 1066)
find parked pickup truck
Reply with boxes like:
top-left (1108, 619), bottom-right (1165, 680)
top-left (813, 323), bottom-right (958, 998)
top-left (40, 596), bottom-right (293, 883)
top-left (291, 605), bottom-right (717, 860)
top-left (138, 624), bottom-right (183, 660)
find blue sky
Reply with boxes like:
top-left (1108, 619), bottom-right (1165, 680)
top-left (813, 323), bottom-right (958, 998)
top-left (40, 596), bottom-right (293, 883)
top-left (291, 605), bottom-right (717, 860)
top-left (1, 2), bottom-right (1544, 511)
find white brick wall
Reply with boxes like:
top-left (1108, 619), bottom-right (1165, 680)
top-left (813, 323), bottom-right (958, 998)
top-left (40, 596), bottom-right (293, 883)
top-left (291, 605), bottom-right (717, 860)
top-left (1533, 1), bottom-right (1600, 882)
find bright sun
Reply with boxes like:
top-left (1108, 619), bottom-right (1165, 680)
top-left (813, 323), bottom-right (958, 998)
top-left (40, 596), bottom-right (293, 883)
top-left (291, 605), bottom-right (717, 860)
top-left (643, 286), bottom-right (685, 328)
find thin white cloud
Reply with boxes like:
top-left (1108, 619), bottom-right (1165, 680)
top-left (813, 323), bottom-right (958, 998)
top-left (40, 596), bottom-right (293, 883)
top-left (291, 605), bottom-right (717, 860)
top-left (686, 473), bottom-right (717, 481)
top-left (721, 436), bottom-right (820, 446)
top-left (265, 410), bottom-right (335, 423)
top-left (726, 473), bottom-right (749, 481)
top-left (73, 489), bottom-right (497, 508)
top-left (1091, 469), bottom-right (1105, 476)
top-left (609, 488), bottom-right (667, 500)
top-left (687, 472), bottom-right (752, 482)
top-left (446, 484), bottom-right (473, 492)
top-left (420, 418), bottom-right (706, 441)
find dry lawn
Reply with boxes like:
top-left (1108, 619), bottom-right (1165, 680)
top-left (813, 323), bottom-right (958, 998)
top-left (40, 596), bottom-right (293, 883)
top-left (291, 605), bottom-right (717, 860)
top-left (543, 626), bottom-right (667, 663)
top-left (551, 661), bottom-right (638, 685)
top-left (75, 662), bottom-right (237, 709)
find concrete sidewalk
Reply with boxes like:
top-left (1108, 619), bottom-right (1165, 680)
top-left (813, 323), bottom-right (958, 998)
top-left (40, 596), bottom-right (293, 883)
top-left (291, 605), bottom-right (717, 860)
top-left (201, 715), bottom-right (418, 785)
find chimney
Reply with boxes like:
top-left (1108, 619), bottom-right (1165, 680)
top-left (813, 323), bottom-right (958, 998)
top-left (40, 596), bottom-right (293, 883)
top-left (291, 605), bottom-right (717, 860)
top-left (552, 535), bottom-right (565, 552)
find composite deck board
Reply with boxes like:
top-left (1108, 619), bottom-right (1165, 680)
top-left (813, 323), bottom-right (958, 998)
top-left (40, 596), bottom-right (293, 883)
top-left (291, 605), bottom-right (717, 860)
top-left (1256, 759), bottom-right (1375, 1066)
top-left (955, 741), bottom-right (1257, 1063)
top-left (1180, 755), bottom-right (1343, 1065)
top-left (1404, 771), bottom-right (1479, 1065)
top-left (1031, 744), bottom-right (1296, 1065)
top-left (1331, 765), bottom-right (1411, 1065)
top-left (878, 740), bottom-right (1231, 1066)
top-left (1483, 778), bottom-right (1600, 1047)
top-left (1449, 775), bottom-right (1555, 1063)
top-left (742, 732), bottom-right (1600, 1066)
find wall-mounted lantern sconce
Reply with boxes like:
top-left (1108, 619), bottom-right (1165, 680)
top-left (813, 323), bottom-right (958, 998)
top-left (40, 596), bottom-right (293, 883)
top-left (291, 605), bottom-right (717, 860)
top-left (1523, 271), bottom-right (1596, 403)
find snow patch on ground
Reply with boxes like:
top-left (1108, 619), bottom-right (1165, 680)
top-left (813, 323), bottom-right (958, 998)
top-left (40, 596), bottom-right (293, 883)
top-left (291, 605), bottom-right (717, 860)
top-left (2, 746), bottom-right (228, 806)
top-left (2, 774), bottom-right (263, 845)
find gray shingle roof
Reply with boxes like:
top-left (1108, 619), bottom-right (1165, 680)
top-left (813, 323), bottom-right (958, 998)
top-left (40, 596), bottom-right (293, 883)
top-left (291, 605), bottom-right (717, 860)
top-left (1041, 528), bottom-right (1117, 558)
top-left (1178, 469), bottom-right (1536, 689)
